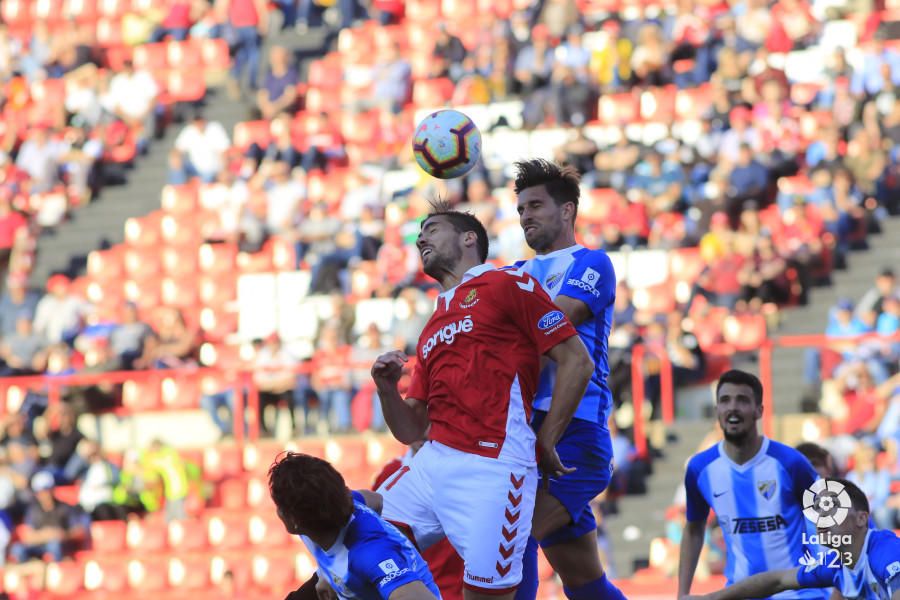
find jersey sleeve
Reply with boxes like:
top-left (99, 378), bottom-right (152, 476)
top-left (867, 531), bottom-right (900, 596)
top-left (406, 358), bottom-right (428, 402)
top-left (684, 459), bottom-right (710, 523)
top-left (796, 562), bottom-right (840, 589)
top-left (352, 539), bottom-right (424, 600)
top-left (557, 250), bottom-right (616, 316)
top-left (788, 453), bottom-right (819, 504)
top-left (497, 269), bottom-right (578, 355)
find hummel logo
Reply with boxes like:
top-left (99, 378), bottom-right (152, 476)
top-left (713, 490), bottom-right (728, 498)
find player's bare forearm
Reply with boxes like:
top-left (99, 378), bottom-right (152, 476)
top-left (539, 336), bottom-right (593, 448)
top-left (377, 383), bottom-right (428, 445)
top-left (677, 520), bottom-right (706, 597)
top-left (700, 569), bottom-right (800, 600)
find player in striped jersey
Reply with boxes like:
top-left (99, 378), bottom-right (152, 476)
top-left (682, 479), bottom-right (900, 600)
top-left (678, 370), bottom-right (828, 600)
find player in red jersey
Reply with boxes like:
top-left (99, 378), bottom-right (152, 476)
top-left (373, 439), bottom-right (466, 600)
top-left (371, 203), bottom-right (594, 600)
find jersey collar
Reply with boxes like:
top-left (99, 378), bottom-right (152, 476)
top-left (717, 436), bottom-right (770, 473)
top-left (532, 244), bottom-right (585, 260)
top-left (438, 263), bottom-right (495, 310)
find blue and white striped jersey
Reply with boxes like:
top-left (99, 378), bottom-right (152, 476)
top-left (511, 244), bottom-right (615, 425)
top-left (300, 492), bottom-right (440, 600)
top-left (685, 437), bottom-right (828, 600)
top-left (797, 528), bottom-right (900, 599)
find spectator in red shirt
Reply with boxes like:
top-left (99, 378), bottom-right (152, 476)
top-left (0, 191), bottom-right (26, 270)
top-left (311, 323), bottom-right (353, 433)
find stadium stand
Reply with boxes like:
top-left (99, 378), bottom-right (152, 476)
top-left (0, 0), bottom-right (900, 596)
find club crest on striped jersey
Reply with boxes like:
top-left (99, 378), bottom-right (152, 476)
top-left (758, 480), bottom-right (777, 500)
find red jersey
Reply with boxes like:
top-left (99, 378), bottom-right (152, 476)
top-left (407, 264), bottom-right (577, 463)
top-left (373, 457), bottom-right (464, 600)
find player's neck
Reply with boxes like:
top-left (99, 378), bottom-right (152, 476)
top-left (537, 231), bottom-right (578, 255)
top-left (723, 433), bottom-right (763, 465)
top-left (438, 259), bottom-right (481, 291)
top-left (845, 529), bottom-right (867, 567)
top-left (309, 528), bottom-right (341, 550)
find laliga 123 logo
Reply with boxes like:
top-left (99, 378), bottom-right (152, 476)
top-left (803, 479), bottom-right (851, 527)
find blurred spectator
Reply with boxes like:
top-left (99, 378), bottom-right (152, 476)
top-left (10, 471), bottom-right (84, 563)
top-left (690, 235), bottom-right (745, 309)
top-left (33, 275), bottom-right (86, 345)
top-left (856, 267), bottom-right (896, 318)
top-left (170, 112), bottom-right (231, 184)
top-left (736, 236), bottom-right (790, 309)
top-left (262, 160), bottom-right (304, 238)
top-left (310, 324), bottom-right (353, 433)
top-left (108, 303), bottom-right (153, 370)
top-left (152, 0), bottom-right (206, 41)
top-left (0, 194), bottom-right (27, 272)
top-left (252, 335), bottom-right (297, 437)
top-left (148, 308), bottom-right (198, 369)
top-left (218, 0), bottom-right (269, 94)
top-left (36, 405), bottom-right (84, 483)
top-left (795, 442), bottom-right (839, 478)
top-left (631, 24), bottom-right (669, 87)
top-left (15, 127), bottom-right (65, 194)
top-left (256, 46), bottom-right (298, 120)
top-left (846, 442), bottom-right (891, 518)
top-left (350, 323), bottom-right (387, 432)
top-left (101, 60), bottom-right (160, 151)
top-left (75, 440), bottom-right (126, 521)
top-left (0, 277), bottom-right (38, 337)
top-left (369, 42), bottom-right (411, 114)
top-left (432, 23), bottom-right (467, 82)
top-left (515, 25), bottom-right (555, 127)
top-left (0, 316), bottom-right (45, 376)
top-left (141, 439), bottom-right (189, 522)
top-left (726, 144), bottom-right (769, 221)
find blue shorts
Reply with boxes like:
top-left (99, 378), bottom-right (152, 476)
top-left (531, 410), bottom-right (613, 547)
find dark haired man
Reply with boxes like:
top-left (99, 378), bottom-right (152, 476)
top-left (795, 443), bottom-right (839, 479)
top-left (678, 370), bottom-right (828, 600)
top-left (682, 479), bottom-right (900, 600)
top-left (269, 452), bottom-right (439, 600)
top-left (508, 159), bottom-right (624, 600)
top-left (371, 203), bottom-right (594, 600)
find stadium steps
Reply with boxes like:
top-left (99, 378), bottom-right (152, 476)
top-left (768, 214), bottom-right (900, 414)
top-left (27, 27), bottom-right (331, 286)
top-left (605, 419), bottom-right (713, 576)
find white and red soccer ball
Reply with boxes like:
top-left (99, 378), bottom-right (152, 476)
top-left (412, 109), bottom-right (482, 179)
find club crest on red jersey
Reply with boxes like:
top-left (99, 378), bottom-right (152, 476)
top-left (460, 289), bottom-right (479, 309)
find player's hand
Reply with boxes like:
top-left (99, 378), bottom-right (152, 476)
top-left (315, 576), bottom-right (338, 600)
top-left (537, 439), bottom-right (575, 486)
top-left (371, 351), bottom-right (408, 387)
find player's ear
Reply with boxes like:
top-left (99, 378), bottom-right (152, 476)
top-left (461, 230), bottom-right (477, 250)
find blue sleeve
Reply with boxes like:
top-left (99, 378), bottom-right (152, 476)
top-left (684, 459), bottom-right (709, 523)
top-left (787, 452), bottom-right (819, 505)
top-left (796, 563), bottom-right (840, 589)
top-left (557, 250), bottom-right (616, 317)
top-left (351, 540), bottom-right (424, 600)
top-left (867, 531), bottom-right (900, 596)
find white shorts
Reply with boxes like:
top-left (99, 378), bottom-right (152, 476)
top-left (377, 441), bottom-right (537, 593)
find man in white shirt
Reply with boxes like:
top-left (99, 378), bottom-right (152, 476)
top-left (101, 60), bottom-right (159, 150)
top-left (172, 112), bottom-right (231, 183)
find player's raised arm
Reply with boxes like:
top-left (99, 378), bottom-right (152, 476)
top-left (539, 335), bottom-right (593, 476)
top-left (371, 351), bottom-right (429, 445)
top-left (386, 581), bottom-right (439, 600)
top-left (681, 568), bottom-right (803, 600)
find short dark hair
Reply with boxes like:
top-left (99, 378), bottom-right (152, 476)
top-left (716, 369), bottom-right (764, 405)
top-left (795, 442), bottom-right (833, 467)
top-left (513, 159), bottom-right (580, 213)
top-left (423, 198), bottom-right (489, 262)
top-left (268, 452), bottom-right (353, 535)
top-left (830, 478), bottom-right (869, 513)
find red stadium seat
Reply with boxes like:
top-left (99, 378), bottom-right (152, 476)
top-left (248, 513), bottom-right (292, 547)
top-left (161, 245), bottom-right (199, 278)
top-left (32, 0), bottom-right (64, 20)
top-left (243, 441), bottom-right (286, 475)
top-left (125, 212), bottom-right (163, 248)
top-left (168, 520), bottom-right (209, 553)
top-left (95, 17), bottom-right (125, 46)
top-left (639, 86), bottom-right (676, 123)
top-left (86, 248), bottom-right (125, 282)
top-left (217, 476), bottom-right (249, 510)
top-left (207, 513), bottom-right (250, 550)
top-left (160, 374), bottom-right (200, 409)
top-left (325, 438), bottom-right (367, 472)
top-left (45, 560), bottom-right (84, 596)
top-left (722, 315), bottom-right (768, 351)
top-left (126, 515), bottom-right (169, 553)
top-left (91, 520), bottom-right (127, 554)
top-left (245, 476), bottom-right (274, 510)
top-left (161, 183), bottom-right (198, 215)
top-left (236, 248), bottom-right (274, 274)
top-left (160, 215), bottom-right (202, 248)
top-left (199, 308), bottom-right (238, 341)
top-left (674, 84), bottom-right (713, 121)
top-left (161, 276), bottom-right (200, 309)
top-left (168, 554), bottom-right (211, 590)
top-left (669, 248), bottom-right (704, 283)
top-left (122, 378), bottom-right (162, 412)
top-left (168, 71), bottom-right (206, 103)
top-left (251, 552), bottom-right (296, 591)
top-left (65, 0), bottom-right (98, 22)
top-left (54, 484), bottom-right (80, 506)
top-left (198, 243), bottom-right (237, 275)
top-left (97, 0), bottom-right (128, 17)
top-left (133, 43), bottom-right (168, 72)
top-left (306, 57), bottom-right (344, 89)
top-left (200, 38), bottom-right (230, 71)
top-left (632, 281), bottom-right (676, 314)
top-left (1, 0), bottom-right (30, 25)
top-left (83, 557), bottom-right (129, 593)
top-left (412, 78), bottom-right (454, 108)
top-left (127, 557), bottom-right (169, 592)
top-left (598, 93), bottom-right (639, 125)
top-left (405, 0), bottom-right (441, 21)
top-left (232, 120), bottom-right (272, 153)
top-left (204, 445), bottom-right (244, 481)
top-left (166, 40), bottom-right (202, 71)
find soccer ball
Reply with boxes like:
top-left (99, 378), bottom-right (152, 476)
top-left (412, 109), bottom-right (481, 179)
